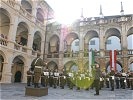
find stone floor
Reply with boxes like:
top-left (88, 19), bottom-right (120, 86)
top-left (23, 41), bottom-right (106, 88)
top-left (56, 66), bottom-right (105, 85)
top-left (0, 83), bottom-right (133, 100)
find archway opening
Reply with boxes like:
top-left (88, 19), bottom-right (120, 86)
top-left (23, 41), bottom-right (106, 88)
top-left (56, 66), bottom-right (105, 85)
top-left (47, 61), bottom-right (58, 72)
top-left (49, 35), bottom-right (60, 53)
top-left (105, 36), bottom-right (121, 50)
top-left (21, 0), bottom-right (32, 14)
top-left (14, 71), bottom-right (22, 82)
top-left (129, 62), bottom-right (133, 72)
top-left (71, 39), bottom-right (79, 52)
top-left (0, 8), bottom-right (10, 46)
top-left (33, 32), bottom-right (42, 51)
top-left (16, 22), bottom-right (29, 46)
top-left (12, 56), bottom-right (25, 83)
top-left (106, 61), bottom-right (122, 73)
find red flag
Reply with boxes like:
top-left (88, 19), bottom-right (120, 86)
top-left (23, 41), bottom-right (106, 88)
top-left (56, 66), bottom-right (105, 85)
top-left (109, 50), bottom-right (112, 70)
top-left (114, 50), bottom-right (117, 71)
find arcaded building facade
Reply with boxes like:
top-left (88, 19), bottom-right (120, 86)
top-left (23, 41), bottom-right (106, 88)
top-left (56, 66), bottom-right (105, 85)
top-left (0, 0), bottom-right (133, 83)
top-left (0, 0), bottom-right (53, 83)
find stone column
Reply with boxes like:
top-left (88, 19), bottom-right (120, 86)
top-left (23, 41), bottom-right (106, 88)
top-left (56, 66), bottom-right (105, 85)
top-left (99, 26), bottom-right (105, 57)
top-left (22, 65), bottom-right (28, 83)
top-left (59, 32), bottom-right (64, 73)
top-left (122, 50), bottom-right (128, 72)
top-left (67, 45), bottom-right (71, 52)
top-left (41, 40), bottom-right (45, 54)
top-left (121, 23), bottom-right (128, 72)
top-left (8, 14), bottom-right (19, 48)
top-left (1, 62), bottom-right (12, 83)
top-left (121, 23), bottom-right (127, 50)
top-left (84, 43), bottom-right (88, 50)
top-left (122, 57), bottom-right (128, 72)
top-left (44, 41), bottom-right (49, 59)
top-left (99, 58), bottom-right (106, 72)
top-left (27, 33), bottom-right (34, 55)
top-left (79, 32), bottom-right (84, 51)
top-left (32, 2), bottom-right (37, 22)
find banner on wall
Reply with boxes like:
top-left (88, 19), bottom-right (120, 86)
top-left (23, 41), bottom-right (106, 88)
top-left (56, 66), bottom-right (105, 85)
top-left (109, 50), bottom-right (117, 71)
top-left (89, 49), bottom-right (95, 76)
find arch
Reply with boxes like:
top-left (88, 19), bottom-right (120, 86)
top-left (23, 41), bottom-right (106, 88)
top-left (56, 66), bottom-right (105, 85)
top-left (84, 30), bottom-right (99, 43)
top-left (71, 39), bottom-right (80, 52)
top-left (64, 61), bottom-right (78, 72)
top-left (105, 60), bottom-right (122, 73)
top-left (49, 35), bottom-right (60, 53)
top-left (127, 27), bottom-right (133, 36)
top-left (0, 8), bottom-right (11, 36)
top-left (47, 61), bottom-right (58, 72)
top-left (16, 22), bottom-right (29, 46)
top-left (84, 30), bottom-right (99, 51)
top-left (14, 71), bottom-right (22, 82)
top-left (105, 28), bottom-right (121, 50)
top-left (105, 28), bottom-right (121, 40)
top-left (106, 36), bottom-right (121, 50)
top-left (11, 55), bottom-right (25, 82)
top-left (65, 32), bottom-right (79, 45)
top-left (21, 0), bottom-right (32, 14)
top-left (36, 8), bottom-right (44, 23)
top-left (32, 31), bottom-right (42, 51)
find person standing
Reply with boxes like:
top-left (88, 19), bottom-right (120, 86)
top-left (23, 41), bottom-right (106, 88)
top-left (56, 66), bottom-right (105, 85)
top-left (27, 68), bottom-right (34, 86)
top-left (109, 69), bottom-right (115, 91)
top-left (105, 73), bottom-right (110, 88)
top-left (31, 53), bottom-right (45, 88)
top-left (93, 64), bottom-right (102, 95)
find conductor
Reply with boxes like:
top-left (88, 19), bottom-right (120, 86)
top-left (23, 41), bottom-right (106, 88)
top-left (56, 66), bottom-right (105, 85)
top-left (31, 53), bottom-right (45, 88)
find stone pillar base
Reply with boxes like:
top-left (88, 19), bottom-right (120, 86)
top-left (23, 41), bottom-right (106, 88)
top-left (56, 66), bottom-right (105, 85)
top-left (25, 87), bottom-right (48, 97)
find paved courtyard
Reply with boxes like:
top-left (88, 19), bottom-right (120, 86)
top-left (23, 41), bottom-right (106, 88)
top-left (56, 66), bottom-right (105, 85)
top-left (0, 83), bottom-right (133, 100)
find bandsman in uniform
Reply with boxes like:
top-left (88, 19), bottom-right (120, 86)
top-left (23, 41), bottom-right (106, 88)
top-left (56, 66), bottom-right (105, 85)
top-left (109, 69), bottom-right (115, 91)
top-left (121, 72), bottom-right (127, 89)
top-left (105, 73), bottom-right (110, 88)
top-left (41, 71), bottom-right (45, 87)
top-left (49, 69), bottom-right (54, 87)
top-left (99, 72), bottom-right (105, 89)
top-left (59, 73), bottom-right (66, 89)
top-left (27, 68), bottom-right (34, 86)
top-left (119, 72), bottom-right (123, 88)
top-left (41, 68), bottom-right (49, 87)
top-left (31, 53), bottom-right (45, 88)
top-left (53, 69), bottom-right (59, 88)
top-left (93, 64), bottom-right (102, 95)
top-left (115, 71), bottom-right (121, 89)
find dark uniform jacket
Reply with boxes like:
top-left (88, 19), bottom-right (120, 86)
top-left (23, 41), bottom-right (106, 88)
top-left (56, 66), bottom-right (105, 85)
top-left (31, 57), bottom-right (44, 71)
top-left (94, 67), bottom-right (102, 80)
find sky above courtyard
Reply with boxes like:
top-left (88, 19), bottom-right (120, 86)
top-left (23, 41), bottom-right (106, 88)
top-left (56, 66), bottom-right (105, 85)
top-left (45, 0), bottom-right (133, 25)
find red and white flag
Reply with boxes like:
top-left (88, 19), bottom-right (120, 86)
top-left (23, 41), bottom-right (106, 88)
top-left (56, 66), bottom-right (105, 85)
top-left (109, 50), bottom-right (117, 71)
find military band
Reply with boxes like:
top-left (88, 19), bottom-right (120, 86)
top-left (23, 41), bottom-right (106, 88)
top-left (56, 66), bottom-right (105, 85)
top-left (27, 67), bottom-right (133, 93)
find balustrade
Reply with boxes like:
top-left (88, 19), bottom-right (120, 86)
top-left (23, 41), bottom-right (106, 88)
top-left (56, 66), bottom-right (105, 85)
top-left (0, 37), bottom-right (8, 46)
top-left (116, 50), bottom-right (122, 55)
top-left (14, 43), bottom-right (28, 53)
top-left (128, 49), bottom-right (133, 55)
